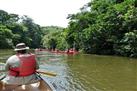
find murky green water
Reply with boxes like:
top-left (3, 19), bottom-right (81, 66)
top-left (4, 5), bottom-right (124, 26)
top-left (0, 50), bottom-right (137, 91)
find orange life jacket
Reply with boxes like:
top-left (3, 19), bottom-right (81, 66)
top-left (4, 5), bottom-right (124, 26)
top-left (9, 54), bottom-right (36, 77)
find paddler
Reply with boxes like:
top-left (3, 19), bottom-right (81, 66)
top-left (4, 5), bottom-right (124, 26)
top-left (2, 43), bottom-right (40, 85)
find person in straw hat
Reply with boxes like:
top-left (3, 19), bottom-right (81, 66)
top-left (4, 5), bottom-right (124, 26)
top-left (2, 43), bottom-right (39, 85)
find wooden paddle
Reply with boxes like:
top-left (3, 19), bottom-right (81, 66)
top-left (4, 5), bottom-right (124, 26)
top-left (36, 70), bottom-right (57, 77)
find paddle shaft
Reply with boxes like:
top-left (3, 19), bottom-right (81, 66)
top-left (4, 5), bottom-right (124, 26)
top-left (37, 70), bottom-right (57, 76)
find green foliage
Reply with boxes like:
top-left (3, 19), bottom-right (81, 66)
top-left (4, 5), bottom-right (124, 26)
top-left (0, 25), bottom-right (13, 48)
top-left (0, 10), bottom-right (43, 49)
top-left (42, 26), bottom-right (66, 50)
top-left (0, 10), bottom-right (10, 24)
top-left (65, 0), bottom-right (137, 57)
top-left (56, 30), bottom-right (69, 50)
top-left (1, 0), bottom-right (137, 57)
top-left (115, 31), bottom-right (137, 57)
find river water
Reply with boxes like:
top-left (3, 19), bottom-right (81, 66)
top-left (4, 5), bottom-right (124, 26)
top-left (0, 49), bottom-right (137, 91)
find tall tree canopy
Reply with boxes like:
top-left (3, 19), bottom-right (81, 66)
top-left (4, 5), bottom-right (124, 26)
top-left (0, 10), bottom-right (43, 49)
top-left (65, 0), bottom-right (137, 57)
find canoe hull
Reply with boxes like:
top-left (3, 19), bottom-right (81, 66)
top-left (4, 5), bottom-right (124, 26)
top-left (0, 79), bottom-right (53, 91)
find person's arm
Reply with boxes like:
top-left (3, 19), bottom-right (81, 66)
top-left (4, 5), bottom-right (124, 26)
top-left (5, 62), bottom-right (10, 71)
top-left (35, 59), bottom-right (39, 70)
top-left (34, 54), bottom-right (39, 70)
top-left (4, 56), bottom-right (13, 71)
top-left (0, 58), bottom-right (11, 72)
top-left (4, 55), bottom-right (18, 71)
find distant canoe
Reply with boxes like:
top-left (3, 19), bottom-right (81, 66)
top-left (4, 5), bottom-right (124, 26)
top-left (35, 49), bottom-right (79, 55)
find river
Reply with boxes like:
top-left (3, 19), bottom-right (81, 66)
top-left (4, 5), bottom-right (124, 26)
top-left (0, 49), bottom-right (137, 91)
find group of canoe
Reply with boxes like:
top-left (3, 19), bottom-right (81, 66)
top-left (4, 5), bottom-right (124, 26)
top-left (35, 48), bottom-right (79, 55)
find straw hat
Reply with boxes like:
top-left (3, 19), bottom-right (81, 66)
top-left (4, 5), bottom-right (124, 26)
top-left (14, 43), bottom-right (29, 51)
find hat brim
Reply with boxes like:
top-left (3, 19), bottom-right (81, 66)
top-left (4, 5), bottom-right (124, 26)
top-left (14, 47), bottom-right (29, 51)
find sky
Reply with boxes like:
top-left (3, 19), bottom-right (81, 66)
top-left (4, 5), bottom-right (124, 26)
top-left (0, 0), bottom-right (90, 28)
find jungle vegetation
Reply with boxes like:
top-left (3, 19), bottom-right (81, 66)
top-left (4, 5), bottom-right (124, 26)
top-left (1, 0), bottom-right (137, 57)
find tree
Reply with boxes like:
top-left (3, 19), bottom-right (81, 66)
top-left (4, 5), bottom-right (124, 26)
top-left (0, 25), bottom-right (13, 48)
